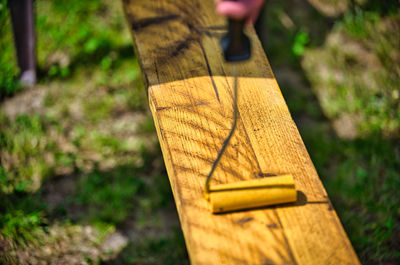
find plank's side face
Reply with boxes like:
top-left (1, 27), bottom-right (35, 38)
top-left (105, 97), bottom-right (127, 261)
top-left (123, 0), bottom-right (360, 264)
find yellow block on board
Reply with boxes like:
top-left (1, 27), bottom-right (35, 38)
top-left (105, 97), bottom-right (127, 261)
top-left (205, 175), bottom-right (297, 213)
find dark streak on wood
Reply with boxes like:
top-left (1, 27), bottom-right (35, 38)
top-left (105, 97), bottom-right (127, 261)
top-left (206, 25), bottom-right (226, 31)
top-left (261, 256), bottom-right (277, 265)
top-left (143, 72), bottom-right (150, 89)
top-left (273, 210), bottom-right (298, 265)
top-left (156, 106), bottom-right (171, 111)
top-left (258, 172), bottom-right (278, 178)
top-left (131, 14), bottom-right (180, 31)
top-left (170, 36), bottom-right (195, 57)
top-left (275, 248), bottom-right (295, 265)
top-left (235, 217), bottom-right (254, 226)
top-left (192, 25), bottom-right (226, 38)
top-left (154, 61), bottom-right (160, 84)
top-left (155, 100), bottom-right (210, 112)
top-left (266, 223), bottom-right (279, 229)
top-left (199, 42), bottom-right (221, 102)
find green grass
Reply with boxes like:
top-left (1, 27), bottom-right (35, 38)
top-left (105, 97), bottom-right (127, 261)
top-left (264, 0), bottom-right (399, 263)
top-left (0, 0), bottom-right (21, 98)
top-left (104, 229), bottom-right (189, 265)
top-left (74, 165), bottom-right (143, 224)
top-left (0, 113), bottom-right (58, 193)
top-left (0, 0), bottom-right (187, 263)
top-left (301, 125), bottom-right (400, 263)
top-left (0, 192), bottom-right (47, 245)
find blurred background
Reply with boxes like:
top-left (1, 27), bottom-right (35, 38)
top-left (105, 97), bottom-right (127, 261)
top-left (0, 0), bottom-right (399, 264)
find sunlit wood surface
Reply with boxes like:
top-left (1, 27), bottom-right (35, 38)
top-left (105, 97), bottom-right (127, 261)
top-left (123, 0), bottom-right (360, 264)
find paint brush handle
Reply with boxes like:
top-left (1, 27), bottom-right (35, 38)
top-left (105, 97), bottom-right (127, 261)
top-left (220, 3), bottom-right (251, 62)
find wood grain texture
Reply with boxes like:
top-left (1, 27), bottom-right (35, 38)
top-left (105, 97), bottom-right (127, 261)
top-left (123, 0), bottom-right (360, 264)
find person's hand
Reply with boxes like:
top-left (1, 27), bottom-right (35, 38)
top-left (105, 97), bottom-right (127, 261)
top-left (215, 0), bottom-right (265, 24)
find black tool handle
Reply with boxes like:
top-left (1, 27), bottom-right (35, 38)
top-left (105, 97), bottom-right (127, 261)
top-left (221, 11), bottom-right (251, 61)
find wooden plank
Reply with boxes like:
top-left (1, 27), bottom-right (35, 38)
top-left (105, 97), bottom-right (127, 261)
top-left (123, 0), bottom-right (360, 264)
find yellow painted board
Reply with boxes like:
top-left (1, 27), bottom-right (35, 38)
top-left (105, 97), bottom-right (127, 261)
top-left (123, 0), bottom-right (360, 264)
